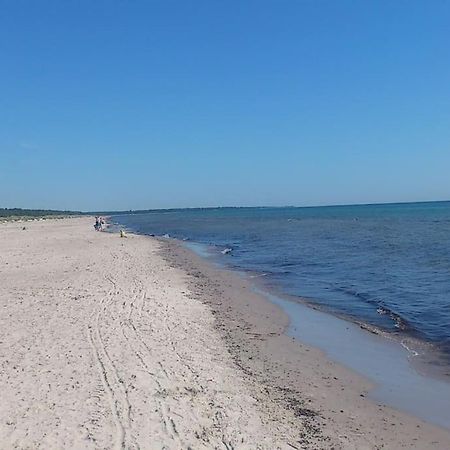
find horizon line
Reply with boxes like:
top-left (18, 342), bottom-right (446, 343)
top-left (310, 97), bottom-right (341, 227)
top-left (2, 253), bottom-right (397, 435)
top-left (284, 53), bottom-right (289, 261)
top-left (3, 199), bottom-right (450, 215)
top-left (90, 198), bottom-right (450, 214)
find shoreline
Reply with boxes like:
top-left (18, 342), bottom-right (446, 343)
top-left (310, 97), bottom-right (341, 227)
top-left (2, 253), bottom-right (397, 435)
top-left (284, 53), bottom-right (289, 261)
top-left (251, 275), bottom-right (450, 384)
top-left (113, 218), bottom-right (450, 376)
top-left (206, 244), bottom-right (450, 375)
top-left (165, 236), bottom-right (450, 385)
top-left (111, 216), bottom-right (450, 428)
top-left (109, 203), bottom-right (450, 368)
top-left (159, 235), bottom-right (450, 447)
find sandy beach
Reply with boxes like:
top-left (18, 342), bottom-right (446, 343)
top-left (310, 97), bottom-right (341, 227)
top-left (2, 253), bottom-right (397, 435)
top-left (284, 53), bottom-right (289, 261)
top-left (1, 217), bottom-right (450, 449)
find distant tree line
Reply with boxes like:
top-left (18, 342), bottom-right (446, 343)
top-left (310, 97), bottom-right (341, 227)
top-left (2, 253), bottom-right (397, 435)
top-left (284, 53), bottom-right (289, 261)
top-left (0, 208), bottom-right (83, 218)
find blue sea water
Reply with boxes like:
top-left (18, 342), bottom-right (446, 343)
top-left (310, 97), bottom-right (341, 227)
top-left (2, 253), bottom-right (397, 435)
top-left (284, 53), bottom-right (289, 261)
top-left (111, 201), bottom-right (450, 356)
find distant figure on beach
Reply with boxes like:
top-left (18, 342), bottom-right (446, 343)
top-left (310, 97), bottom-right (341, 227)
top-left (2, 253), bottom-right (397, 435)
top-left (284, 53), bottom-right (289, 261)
top-left (94, 217), bottom-right (102, 231)
top-left (120, 229), bottom-right (127, 238)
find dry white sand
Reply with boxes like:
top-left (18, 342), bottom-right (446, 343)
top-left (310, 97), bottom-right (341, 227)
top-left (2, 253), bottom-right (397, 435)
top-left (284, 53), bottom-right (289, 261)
top-left (0, 218), bottom-right (298, 449)
top-left (1, 217), bottom-right (450, 449)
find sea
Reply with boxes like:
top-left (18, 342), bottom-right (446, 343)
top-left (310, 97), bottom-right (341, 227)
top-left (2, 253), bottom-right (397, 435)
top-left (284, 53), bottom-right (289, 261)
top-left (111, 201), bottom-right (450, 360)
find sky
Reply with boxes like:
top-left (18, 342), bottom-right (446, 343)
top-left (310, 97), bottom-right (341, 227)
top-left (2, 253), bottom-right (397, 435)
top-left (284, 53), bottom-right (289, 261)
top-left (1, 0), bottom-right (449, 211)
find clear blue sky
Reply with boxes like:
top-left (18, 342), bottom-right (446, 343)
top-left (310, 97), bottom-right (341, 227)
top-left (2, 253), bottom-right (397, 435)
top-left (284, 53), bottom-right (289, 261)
top-left (1, 1), bottom-right (449, 211)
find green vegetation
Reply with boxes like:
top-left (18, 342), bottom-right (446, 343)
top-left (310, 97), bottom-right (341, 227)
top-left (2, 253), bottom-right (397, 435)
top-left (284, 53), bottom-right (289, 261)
top-left (0, 208), bottom-right (83, 221)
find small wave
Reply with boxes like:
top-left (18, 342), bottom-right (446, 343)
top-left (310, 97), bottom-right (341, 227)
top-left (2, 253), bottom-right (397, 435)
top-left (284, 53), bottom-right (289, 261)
top-left (334, 285), bottom-right (378, 305)
top-left (279, 262), bottom-right (299, 268)
top-left (162, 233), bottom-right (170, 238)
top-left (400, 340), bottom-right (420, 357)
top-left (221, 248), bottom-right (232, 255)
top-left (332, 285), bottom-right (413, 333)
top-left (249, 273), bottom-right (269, 279)
top-left (376, 306), bottom-right (410, 331)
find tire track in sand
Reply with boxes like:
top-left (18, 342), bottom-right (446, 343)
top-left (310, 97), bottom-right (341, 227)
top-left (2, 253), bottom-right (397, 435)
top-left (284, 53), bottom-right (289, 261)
top-left (87, 277), bottom-right (135, 450)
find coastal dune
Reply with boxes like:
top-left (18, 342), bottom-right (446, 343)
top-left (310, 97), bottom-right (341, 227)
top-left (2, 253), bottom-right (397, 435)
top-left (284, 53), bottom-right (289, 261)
top-left (1, 217), bottom-right (450, 449)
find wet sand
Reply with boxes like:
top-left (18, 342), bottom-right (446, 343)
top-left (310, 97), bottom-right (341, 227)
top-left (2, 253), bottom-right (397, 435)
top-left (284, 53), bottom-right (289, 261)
top-left (1, 217), bottom-right (450, 449)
